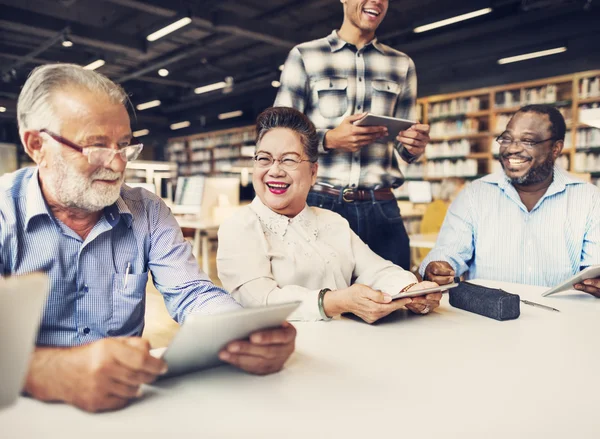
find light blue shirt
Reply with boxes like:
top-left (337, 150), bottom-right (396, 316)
top-left (420, 166), bottom-right (600, 287)
top-left (0, 168), bottom-right (241, 347)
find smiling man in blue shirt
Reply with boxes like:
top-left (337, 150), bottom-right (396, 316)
top-left (1, 64), bottom-right (296, 412)
top-left (420, 105), bottom-right (600, 297)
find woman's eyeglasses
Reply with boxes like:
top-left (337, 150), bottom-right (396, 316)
top-left (253, 153), bottom-right (314, 171)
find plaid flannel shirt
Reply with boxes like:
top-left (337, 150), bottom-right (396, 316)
top-left (274, 30), bottom-right (417, 189)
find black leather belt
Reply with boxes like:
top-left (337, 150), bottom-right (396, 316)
top-left (311, 184), bottom-right (395, 202)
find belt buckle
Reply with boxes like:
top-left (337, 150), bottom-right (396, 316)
top-left (342, 188), bottom-right (354, 203)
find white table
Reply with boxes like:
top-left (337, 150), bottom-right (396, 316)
top-left (174, 217), bottom-right (219, 275)
top-left (2, 280), bottom-right (600, 438)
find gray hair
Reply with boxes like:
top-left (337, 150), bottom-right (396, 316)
top-left (255, 107), bottom-right (319, 163)
top-left (17, 63), bottom-right (128, 138)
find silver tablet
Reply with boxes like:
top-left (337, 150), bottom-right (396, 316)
top-left (541, 265), bottom-right (600, 297)
top-left (353, 113), bottom-right (416, 143)
top-left (157, 301), bottom-right (300, 378)
top-left (0, 273), bottom-right (49, 409)
top-left (391, 282), bottom-right (458, 300)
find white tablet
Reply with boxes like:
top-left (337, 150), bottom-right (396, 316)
top-left (391, 282), bottom-right (458, 300)
top-left (353, 113), bottom-right (416, 143)
top-left (156, 301), bottom-right (300, 379)
top-left (541, 265), bottom-right (600, 297)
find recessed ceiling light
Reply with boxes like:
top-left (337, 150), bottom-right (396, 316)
top-left (170, 121), bottom-right (190, 130)
top-left (271, 80), bottom-right (281, 88)
top-left (158, 69), bottom-right (169, 77)
top-left (218, 110), bottom-right (243, 120)
top-left (497, 47), bottom-right (567, 65)
top-left (83, 59), bottom-right (105, 70)
top-left (147, 17), bottom-right (192, 42)
top-left (62, 40), bottom-right (73, 48)
top-left (279, 64), bottom-right (284, 71)
top-left (136, 100), bottom-right (161, 111)
top-left (0, 106), bottom-right (6, 113)
top-left (133, 129), bottom-right (150, 137)
top-left (194, 81), bottom-right (227, 95)
top-left (414, 8), bottom-right (492, 33)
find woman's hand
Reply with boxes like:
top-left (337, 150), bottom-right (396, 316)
top-left (323, 284), bottom-right (412, 324)
top-left (404, 281), bottom-right (443, 315)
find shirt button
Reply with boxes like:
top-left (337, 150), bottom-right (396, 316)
top-left (357, 53), bottom-right (361, 57)
top-left (83, 327), bottom-right (90, 335)
top-left (355, 156), bottom-right (359, 162)
top-left (358, 77), bottom-right (362, 82)
top-left (357, 105), bottom-right (362, 110)
top-left (83, 285), bottom-right (89, 293)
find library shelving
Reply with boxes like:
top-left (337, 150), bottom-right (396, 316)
top-left (168, 70), bottom-right (600, 188)
top-left (414, 69), bottom-right (600, 184)
top-left (168, 125), bottom-right (256, 177)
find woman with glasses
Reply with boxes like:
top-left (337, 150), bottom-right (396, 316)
top-left (217, 107), bottom-right (441, 323)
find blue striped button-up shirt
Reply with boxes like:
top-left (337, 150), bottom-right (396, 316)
top-left (419, 166), bottom-right (600, 286)
top-left (0, 168), bottom-right (241, 347)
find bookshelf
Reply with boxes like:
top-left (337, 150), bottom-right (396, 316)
top-left (412, 69), bottom-right (600, 186)
top-left (168, 125), bottom-right (256, 178)
top-left (167, 70), bottom-right (600, 192)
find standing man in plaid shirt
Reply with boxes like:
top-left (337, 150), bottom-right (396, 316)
top-left (274, 0), bottom-right (430, 270)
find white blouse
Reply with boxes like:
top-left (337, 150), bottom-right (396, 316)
top-left (217, 197), bottom-right (417, 321)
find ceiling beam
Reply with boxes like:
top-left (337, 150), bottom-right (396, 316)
top-left (116, 34), bottom-right (233, 83)
top-left (0, 5), bottom-right (146, 57)
top-left (103, 0), bottom-right (300, 48)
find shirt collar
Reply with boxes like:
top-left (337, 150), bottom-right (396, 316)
top-left (481, 164), bottom-right (583, 196)
top-left (250, 197), bottom-right (318, 241)
top-left (25, 168), bottom-right (53, 230)
top-left (327, 30), bottom-right (384, 54)
top-left (24, 168), bottom-right (133, 230)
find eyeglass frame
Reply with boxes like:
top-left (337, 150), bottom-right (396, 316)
top-left (495, 135), bottom-right (557, 150)
top-left (39, 128), bottom-right (143, 166)
top-left (253, 152), bottom-right (316, 171)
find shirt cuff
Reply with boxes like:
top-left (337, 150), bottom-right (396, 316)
top-left (318, 129), bottom-right (329, 154)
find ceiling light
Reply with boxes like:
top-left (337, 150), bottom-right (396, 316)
top-left (158, 69), bottom-right (169, 77)
top-left (147, 17), bottom-right (192, 42)
top-left (271, 80), bottom-right (281, 88)
top-left (218, 110), bottom-right (243, 120)
top-left (279, 64), bottom-right (284, 71)
top-left (414, 8), bottom-right (492, 33)
top-left (136, 100), bottom-right (161, 111)
top-left (497, 47), bottom-right (567, 65)
top-left (194, 81), bottom-right (227, 95)
top-left (61, 30), bottom-right (73, 47)
top-left (170, 121), bottom-right (190, 130)
top-left (83, 59), bottom-right (105, 70)
top-left (133, 129), bottom-right (149, 137)
top-left (0, 106), bottom-right (6, 112)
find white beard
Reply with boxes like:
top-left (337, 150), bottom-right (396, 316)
top-left (46, 153), bottom-right (124, 212)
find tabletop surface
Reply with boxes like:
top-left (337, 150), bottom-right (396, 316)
top-left (2, 280), bottom-right (599, 439)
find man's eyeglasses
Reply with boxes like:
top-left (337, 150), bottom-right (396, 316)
top-left (496, 135), bottom-right (556, 150)
top-left (253, 153), bottom-right (315, 171)
top-left (40, 129), bottom-right (143, 167)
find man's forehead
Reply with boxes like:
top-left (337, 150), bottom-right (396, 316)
top-left (507, 112), bottom-right (551, 133)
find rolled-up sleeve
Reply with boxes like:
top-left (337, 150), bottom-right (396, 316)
top-left (419, 189), bottom-right (475, 278)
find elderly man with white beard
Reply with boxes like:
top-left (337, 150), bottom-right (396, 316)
top-left (0, 64), bottom-right (296, 413)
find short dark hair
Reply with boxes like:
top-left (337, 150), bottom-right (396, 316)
top-left (515, 104), bottom-right (566, 141)
top-left (255, 107), bottom-right (319, 163)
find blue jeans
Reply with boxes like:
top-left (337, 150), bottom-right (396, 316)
top-left (307, 190), bottom-right (411, 270)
